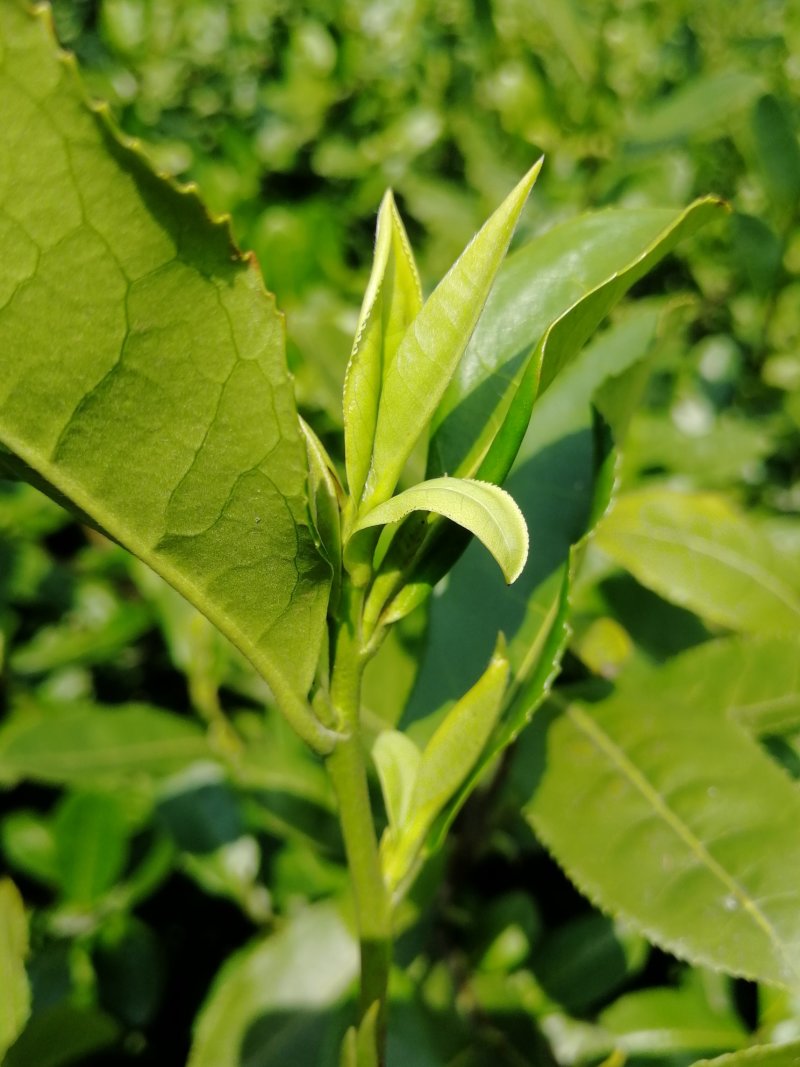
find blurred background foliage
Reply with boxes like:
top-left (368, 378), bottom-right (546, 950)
top-left (2, 1), bottom-right (800, 1064)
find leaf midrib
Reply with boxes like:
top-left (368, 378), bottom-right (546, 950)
top-left (568, 702), bottom-right (800, 985)
top-left (0, 424), bottom-right (294, 692)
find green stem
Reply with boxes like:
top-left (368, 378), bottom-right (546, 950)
top-left (326, 583), bottom-right (392, 1059)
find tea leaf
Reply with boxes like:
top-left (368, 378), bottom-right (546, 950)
top-left (53, 792), bottom-right (130, 905)
top-left (429, 199), bottom-right (722, 484)
top-left (0, 704), bottom-right (211, 787)
top-left (0, 5), bottom-right (331, 742)
top-left (521, 643), bottom-right (800, 989)
top-left (344, 191), bottom-right (422, 504)
top-left (0, 880), bottom-right (30, 1061)
top-left (372, 730), bottom-right (421, 835)
top-left (692, 1042), bottom-right (800, 1067)
top-left (362, 161), bottom-right (542, 510)
top-left (355, 478), bottom-right (528, 584)
top-left (595, 488), bottom-right (800, 634)
top-left (383, 641), bottom-right (508, 891)
top-left (188, 902), bottom-right (358, 1067)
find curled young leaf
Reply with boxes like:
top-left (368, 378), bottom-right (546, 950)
top-left (354, 477), bottom-right (529, 584)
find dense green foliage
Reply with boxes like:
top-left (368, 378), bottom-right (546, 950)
top-left (1, 1), bottom-right (800, 1065)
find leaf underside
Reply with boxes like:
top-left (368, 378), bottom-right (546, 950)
top-left (356, 477), bottom-right (529, 584)
top-left (0, 4), bottom-right (330, 700)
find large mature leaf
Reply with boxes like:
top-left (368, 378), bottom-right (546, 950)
top-left (0, 5), bottom-right (331, 737)
top-left (595, 488), bottom-right (800, 635)
top-left (428, 199), bottom-right (721, 484)
top-left (361, 161), bottom-right (542, 511)
top-left (0, 703), bottom-right (211, 786)
top-left (188, 902), bottom-right (358, 1067)
top-left (355, 478), bottom-right (528, 584)
top-left (588, 635), bottom-right (800, 739)
top-left (0, 879), bottom-right (30, 1061)
top-left (520, 641), bottom-right (800, 989)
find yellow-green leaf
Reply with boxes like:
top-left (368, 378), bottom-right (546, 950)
top-left (0, 879), bottom-right (30, 1060)
top-left (355, 477), bottom-right (529, 584)
top-left (0, 3), bottom-right (332, 748)
top-left (343, 191), bottom-right (422, 504)
top-left (595, 488), bottom-right (800, 635)
top-left (361, 161), bottom-right (542, 510)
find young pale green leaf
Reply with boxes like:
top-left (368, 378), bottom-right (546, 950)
top-left (595, 488), bottom-right (800, 635)
top-left (0, 5), bottom-right (332, 749)
top-left (520, 644), bottom-right (800, 989)
top-left (0, 880), bottom-right (30, 1062)
top-left (343, 191), bottom-right (422, 504)
top-left (692, 1042), bottom-right (800, 1067)
top-left (339, 1001), bottom-right (381, 1067)
top-left (428, 199), bottom-right (722, 484)
top-left (2, 811), bottom-right (59, 888)
top-left (383, 640), bottom-right (508, 892)
top-left (361, 160), bottom-right (542, 510)
top-left (354, 477), bottom-right (529, 584)
top-left (300, 417), bottom-right (343, 609)
top-left (371, 730), bottom-right (422, 835)
top-left (0, 704), bottom-right (211, 787)
top-left (188, 902), bottom-right (358, 1067)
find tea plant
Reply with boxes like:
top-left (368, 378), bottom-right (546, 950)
top-left (2, 3), bottom-right (800, 1066)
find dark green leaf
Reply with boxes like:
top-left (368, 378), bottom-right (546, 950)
top-left (53, 791), bottom-right (129, 905)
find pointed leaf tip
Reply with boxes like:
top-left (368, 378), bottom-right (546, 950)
top-left (362, 161), bottom-right (543, 509)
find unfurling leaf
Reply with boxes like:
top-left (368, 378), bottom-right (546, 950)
top-left (382, 639), bottom-right (509, 893)
top-left (354, 477), bottom-right (529, 584)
